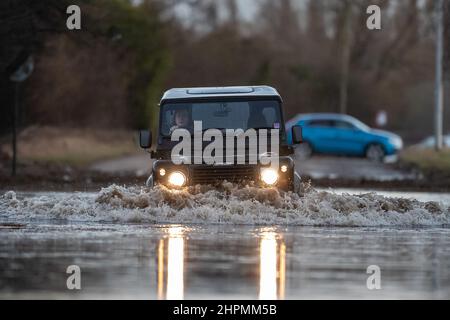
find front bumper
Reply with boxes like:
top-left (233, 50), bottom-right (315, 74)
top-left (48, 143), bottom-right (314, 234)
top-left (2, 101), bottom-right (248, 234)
top-left (148, 157), bottom-right (296, 190)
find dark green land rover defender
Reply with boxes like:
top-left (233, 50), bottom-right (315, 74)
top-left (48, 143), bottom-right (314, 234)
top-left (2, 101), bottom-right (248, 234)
top-left (139, 86), bottom-right (303, 192)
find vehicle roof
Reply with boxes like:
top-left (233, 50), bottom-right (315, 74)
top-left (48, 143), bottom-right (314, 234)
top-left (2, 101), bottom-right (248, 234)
top-left (287, 113), bottom-right (358, 124)
top-left (160, 86), bottom-right (281, 103)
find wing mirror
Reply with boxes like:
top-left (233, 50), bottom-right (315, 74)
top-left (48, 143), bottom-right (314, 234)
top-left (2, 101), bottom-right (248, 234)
top-left (139, 130), bottom-right (152, 149)
top-left (292, 125), bottom-right (303, 144)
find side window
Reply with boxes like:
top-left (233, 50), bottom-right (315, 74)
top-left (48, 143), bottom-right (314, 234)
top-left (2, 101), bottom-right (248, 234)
top-left (307, 120), bottom-right (333, 127)
top-left (262, 107), bottom-right (276, 127)
top-left (162, 109), bottom-right (174, 134)
top-left (333, 120), bottom-right (355, 130)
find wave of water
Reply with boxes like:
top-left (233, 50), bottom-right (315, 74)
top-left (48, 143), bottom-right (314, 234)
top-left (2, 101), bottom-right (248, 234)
top-left (1, 183), bottom-right (449, 226)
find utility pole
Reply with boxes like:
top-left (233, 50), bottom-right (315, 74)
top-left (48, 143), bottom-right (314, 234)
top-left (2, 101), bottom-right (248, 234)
top-left (435, 0), bottom-right (444, 151)
top-left (339, 0), bottom-right (353, 115)
top-left (12, 83), bottom-right (19, 176)
top-left (9, 55), bottom-right (34, 176)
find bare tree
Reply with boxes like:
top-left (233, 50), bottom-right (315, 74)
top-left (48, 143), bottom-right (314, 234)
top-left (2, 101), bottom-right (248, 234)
top-left (307, 0), bottom-right (326, 40)
top-left (226, 0), bottom-right (239, 27)
top-left (337, 0), bottom-right (354, 114)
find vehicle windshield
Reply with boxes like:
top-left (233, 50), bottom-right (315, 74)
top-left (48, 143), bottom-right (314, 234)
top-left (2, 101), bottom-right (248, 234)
top-left (160, 100), bottom-right (284, 137)
top-left (349, 117), bottom-right (371, 131)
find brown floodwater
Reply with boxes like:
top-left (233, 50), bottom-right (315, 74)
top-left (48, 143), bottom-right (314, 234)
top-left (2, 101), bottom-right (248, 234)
top-left (0, 187), bottom-right (449, 299)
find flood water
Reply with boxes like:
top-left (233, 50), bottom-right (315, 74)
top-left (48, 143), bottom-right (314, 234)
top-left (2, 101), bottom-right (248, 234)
top-left (0, 186), bottom-right (449, 299)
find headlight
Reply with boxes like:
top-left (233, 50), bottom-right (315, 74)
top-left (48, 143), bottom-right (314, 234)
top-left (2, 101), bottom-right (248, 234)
top-left (168, 171), bottom-right (186, 187)
top-left (392, 137), bottom-right (403, 149)
top-left (261, 168), bottom-right (279, 185)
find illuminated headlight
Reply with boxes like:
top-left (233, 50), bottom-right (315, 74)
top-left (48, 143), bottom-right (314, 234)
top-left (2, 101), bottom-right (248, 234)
top-left (391, 136), bottom-right (403, 150)
top-left (281, 165), bottom-right (288, 173)
top-left (168, 171), bottom-right (186, 187)
top-left (159, 168), bottom-right (166, 176)
top-left (261, 168), bottom-right (279, 186)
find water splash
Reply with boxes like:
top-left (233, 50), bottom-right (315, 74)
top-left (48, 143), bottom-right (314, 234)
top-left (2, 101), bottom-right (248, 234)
top-left (1, 183), bottom-right (449, 226)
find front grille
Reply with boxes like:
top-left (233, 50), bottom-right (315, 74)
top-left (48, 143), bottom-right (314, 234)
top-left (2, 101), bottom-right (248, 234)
top-left (190, 165), bottom-right (258, 185)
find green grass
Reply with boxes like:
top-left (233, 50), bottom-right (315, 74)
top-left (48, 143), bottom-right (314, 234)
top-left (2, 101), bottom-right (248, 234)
top-left (1, 126), bottom-right (139, 168)
top-left (24, 144), bottom-right (137, 167)
top-left (400, 148), bottom-right (450, 173)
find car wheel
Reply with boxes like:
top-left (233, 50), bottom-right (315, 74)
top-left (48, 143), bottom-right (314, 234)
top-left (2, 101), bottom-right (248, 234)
top-left (294, 142), bottom-right (312, 159)
top-left (365, 144), bottom-right (385, 162)
top-left (146, 174), bottom-right (154, 187)
top-left (293, 171), bottom-right (302, 194)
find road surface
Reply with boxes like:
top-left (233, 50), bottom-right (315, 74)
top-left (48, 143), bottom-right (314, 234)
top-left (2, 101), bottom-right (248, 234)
top-left (90, 153), bottom-right (151, 177)
top-left (90, 153), bottom-right (415, 181)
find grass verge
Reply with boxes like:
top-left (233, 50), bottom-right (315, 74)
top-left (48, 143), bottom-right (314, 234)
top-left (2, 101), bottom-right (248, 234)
top-left (0, 126), bottom-right (139, 167)
top-left (400, 148), bottom-right (450, 175)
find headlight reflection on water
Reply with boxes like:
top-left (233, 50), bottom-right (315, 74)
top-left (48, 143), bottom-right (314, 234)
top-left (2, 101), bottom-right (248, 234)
top-left (157, 226), bottom-right (186, 300)
top-left (259, 230), bottom-right (286, 300)
top-left (156, 227), bottom-right (286, 300)
top-left (166, 234), bottom-right (184, 300)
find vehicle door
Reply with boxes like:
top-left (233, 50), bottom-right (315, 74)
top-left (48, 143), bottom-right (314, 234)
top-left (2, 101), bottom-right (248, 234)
top-left (304, 119), bottom-right (339, 154)
top-left (331, 120), bottom-right (368, 155)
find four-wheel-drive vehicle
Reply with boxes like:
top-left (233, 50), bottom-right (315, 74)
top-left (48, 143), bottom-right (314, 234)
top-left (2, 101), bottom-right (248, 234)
top-left (286, 113), bottom-right (403, 161)
top-left (139, 86), bottom-right (303, 192)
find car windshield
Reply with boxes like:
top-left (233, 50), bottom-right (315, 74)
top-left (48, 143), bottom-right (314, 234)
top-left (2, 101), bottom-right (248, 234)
top-left (160, 100), bottom-right (284, 137)
top-left (349, 117), bottom-right (370, 131)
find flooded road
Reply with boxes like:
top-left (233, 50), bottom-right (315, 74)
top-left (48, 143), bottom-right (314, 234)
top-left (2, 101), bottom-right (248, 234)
top-left (1, 187), bottom-right (449, 299)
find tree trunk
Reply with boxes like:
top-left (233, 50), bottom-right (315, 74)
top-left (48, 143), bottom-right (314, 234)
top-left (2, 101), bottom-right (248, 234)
top-left (339, 1), bottom-right (353, 115)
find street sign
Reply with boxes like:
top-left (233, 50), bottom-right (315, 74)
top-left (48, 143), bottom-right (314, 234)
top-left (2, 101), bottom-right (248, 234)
top-left (9, 56), bottom-right (34, 83)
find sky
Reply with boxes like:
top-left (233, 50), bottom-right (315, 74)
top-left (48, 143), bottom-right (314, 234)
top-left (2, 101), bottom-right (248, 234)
top-left (168, 0), bottom-right (309, 32)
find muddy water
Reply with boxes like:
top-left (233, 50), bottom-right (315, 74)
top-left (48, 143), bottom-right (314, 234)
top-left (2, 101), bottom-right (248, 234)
top-left (2, 184), bottom-right (449, 226)
top-left (0, 185), bottom-right (449, 299)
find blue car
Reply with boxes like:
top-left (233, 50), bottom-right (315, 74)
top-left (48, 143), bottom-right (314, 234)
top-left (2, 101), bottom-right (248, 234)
top-left (286, 113), bottom-right (403, 161)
